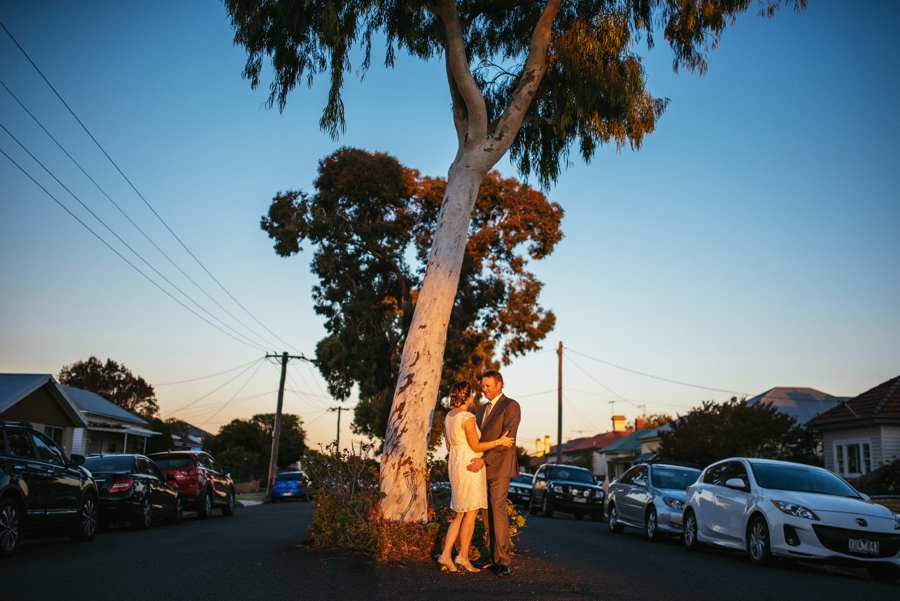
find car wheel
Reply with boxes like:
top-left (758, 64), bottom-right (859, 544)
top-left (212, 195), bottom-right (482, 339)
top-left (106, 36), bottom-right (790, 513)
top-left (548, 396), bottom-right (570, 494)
top-left (170, 496), bottom-right (183, 525)
top-left (541, 494), bottom-right (555, 518)
top-left (71, 493), bottom-right (98, 542)
top-left (867, 564), bottom-right (900, 583)
top-left (134, 496), bottom-right (152, 530)
top-left (608, 503), bottom-right (624, 533)
top-left (0, 497), bottom-right (21, 559)
top-left (646, 507), bottom-right (663, 542)
top-left (197, 488), bottom-right (213, 519)
top-left (222, 488), bottom-right (235, 516)
top-left (591, 508), bottom-right (604, 522)
top-left (682, 509), bottom-right (702, 551)
top-left (528, 493), bottom-right (539, 515)
top-left (747, 515), bottom-right (772, 566)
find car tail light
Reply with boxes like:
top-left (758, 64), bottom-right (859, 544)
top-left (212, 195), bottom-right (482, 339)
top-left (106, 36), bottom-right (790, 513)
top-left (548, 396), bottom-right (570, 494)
top-left (109, 478), bottom-right (134, 493)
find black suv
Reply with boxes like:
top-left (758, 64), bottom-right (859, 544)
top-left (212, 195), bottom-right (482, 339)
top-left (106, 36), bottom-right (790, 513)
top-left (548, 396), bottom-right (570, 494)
top-left (0, 420), bottom-right (99, 558)
top-left (528, 463), bottom-right (605, 521)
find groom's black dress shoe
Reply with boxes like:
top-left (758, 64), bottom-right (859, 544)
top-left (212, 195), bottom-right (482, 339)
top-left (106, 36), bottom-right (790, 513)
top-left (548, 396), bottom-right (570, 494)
top-left (472, 559), bottom-right (494, 570)
top-left (496, 565), bottom-right (511, 577)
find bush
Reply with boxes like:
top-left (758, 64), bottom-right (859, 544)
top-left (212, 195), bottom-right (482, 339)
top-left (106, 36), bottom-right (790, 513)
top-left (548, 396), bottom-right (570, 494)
top-left (851, 457), bottom-right (900, 496)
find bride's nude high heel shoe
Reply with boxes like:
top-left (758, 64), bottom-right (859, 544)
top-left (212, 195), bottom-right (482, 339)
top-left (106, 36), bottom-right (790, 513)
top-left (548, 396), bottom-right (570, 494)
top-left (436, 554), bottom-right (457, 572)
top-left (454, 555), bottom-right (480, 572)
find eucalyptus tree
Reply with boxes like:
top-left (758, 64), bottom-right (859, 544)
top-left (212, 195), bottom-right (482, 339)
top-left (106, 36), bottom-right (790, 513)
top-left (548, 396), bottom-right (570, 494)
top-left (224, 0), bottom-right (805, 521)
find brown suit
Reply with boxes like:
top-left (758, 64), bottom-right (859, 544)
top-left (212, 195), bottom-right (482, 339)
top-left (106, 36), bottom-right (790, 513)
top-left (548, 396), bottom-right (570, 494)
top-left (476, 394), bottom-right (520, 566)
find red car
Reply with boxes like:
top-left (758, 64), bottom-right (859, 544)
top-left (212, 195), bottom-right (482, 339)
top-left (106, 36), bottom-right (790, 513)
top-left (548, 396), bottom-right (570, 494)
top-left (147, 451), bottom-right (234, 518)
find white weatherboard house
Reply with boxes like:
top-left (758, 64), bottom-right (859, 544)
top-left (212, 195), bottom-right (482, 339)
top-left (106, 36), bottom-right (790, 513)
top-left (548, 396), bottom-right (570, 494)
top-left (807, 375), bottom-right (900, 480)
top-left (0, 374), bottom-right (157, 455)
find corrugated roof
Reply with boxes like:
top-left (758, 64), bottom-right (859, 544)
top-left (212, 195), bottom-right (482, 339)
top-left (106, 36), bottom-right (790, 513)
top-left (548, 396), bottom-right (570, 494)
top-left (808, 375), bottom-right (900, 426)
top-left (746, 387), bottom-right (846, 425)
top-left (599, 429), bottom-right (652, 453)
top-left (565, 431), bottom-right (630, 452)
top-left (59, 384), bottom-right (148, 426)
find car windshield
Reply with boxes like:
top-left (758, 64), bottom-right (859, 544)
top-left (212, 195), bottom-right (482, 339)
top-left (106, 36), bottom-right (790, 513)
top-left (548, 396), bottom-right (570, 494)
top-left (651, 467), bottom-right (701, 490)
top-left (749, 462), bottom-right (860, 498)
top-left (150, 456), bottom-right (194, 469)
top-left (550, 467), bottom-right (594, 484)
top-left (511, 475), bottom-right (532, 485)
top-left (275, 472), bottom-right (304, 482)
top-left (83, 455), bottom-right (134, 472)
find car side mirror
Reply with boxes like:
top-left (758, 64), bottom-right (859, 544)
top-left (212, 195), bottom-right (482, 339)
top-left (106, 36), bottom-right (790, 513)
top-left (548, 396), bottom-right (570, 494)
top-left (69, 454), bottom-right (85, 467)
top-left (859, 492), bottom-right (871, 501)
top-left (725, 477), bottom-right (747, 490)
top-left (224, 466), bottom-right (232, 477)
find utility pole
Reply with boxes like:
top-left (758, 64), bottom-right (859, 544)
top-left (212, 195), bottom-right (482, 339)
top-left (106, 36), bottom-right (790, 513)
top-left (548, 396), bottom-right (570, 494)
top-left (557, 340), bottom-right (563, 464)
top-left (265, 352), bottom-right (310, 497)
top-left (328, 406), bottom-right (348, 451)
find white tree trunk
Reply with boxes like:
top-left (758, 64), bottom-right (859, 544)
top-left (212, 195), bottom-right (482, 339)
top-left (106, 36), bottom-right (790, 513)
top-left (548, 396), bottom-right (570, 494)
top-left (379, 160), bottom-right (486, 521)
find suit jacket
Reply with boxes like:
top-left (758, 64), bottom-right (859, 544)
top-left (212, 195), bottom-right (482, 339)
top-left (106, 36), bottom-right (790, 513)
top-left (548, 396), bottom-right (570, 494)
top-left (476, 394), bottom-right (521, 480)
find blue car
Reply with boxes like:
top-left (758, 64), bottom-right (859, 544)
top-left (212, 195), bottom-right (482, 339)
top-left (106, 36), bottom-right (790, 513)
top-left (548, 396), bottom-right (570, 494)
top-left (270, 471), bottom-right (308, 501)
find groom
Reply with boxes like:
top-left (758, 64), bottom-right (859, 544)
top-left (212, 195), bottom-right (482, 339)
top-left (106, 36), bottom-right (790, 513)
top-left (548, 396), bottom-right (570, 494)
top-left (468, 370), bottom-right (520, 577)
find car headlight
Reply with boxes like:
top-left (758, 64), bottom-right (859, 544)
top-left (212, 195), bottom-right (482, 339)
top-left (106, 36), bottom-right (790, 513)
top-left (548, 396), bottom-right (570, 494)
top-left (552, 484), bottom-right (564, 493)
top-left (663, 497), bottom-right (684, 510)
top-left (771, 500), bottom-right (819, 521)
top-left (894, 514), bottom-right (900, 530)
top-left (594, 489), bottom-right (604, 499)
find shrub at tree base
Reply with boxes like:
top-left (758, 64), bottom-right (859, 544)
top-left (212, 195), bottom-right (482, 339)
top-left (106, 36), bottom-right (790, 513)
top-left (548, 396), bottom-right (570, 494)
top-left (305, 444), bottom-right (525, 562)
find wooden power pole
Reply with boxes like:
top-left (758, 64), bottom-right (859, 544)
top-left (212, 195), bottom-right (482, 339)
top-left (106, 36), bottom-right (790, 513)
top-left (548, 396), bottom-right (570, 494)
top-left (265, 352), bottom-right (310, 497)
top-left (329, 406), bottom-right (348, 451)
top-left (557, 340), bottom-right (563, 464)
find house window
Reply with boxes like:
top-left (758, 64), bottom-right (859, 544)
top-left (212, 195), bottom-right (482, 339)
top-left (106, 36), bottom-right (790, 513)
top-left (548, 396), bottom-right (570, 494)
top-left (834, 440), bottom-right (872, 477)
top-left (44, 426), bottom-right (63, 446)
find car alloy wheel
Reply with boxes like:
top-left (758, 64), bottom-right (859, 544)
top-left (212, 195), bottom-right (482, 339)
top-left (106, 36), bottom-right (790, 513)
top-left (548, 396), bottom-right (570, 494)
top-left (646, 507), bottom-right (661, 542)
top-left (0, 499), bottom-right (20, 558)
top-left (608, 504), bottom-right (623, 533)
top-left (683, 510), bottom-right (703, 551)
top-left (135, 496), bottom-right (152, 530)
top-left (222, 489), bottom-right (235, 516)
top-left (72, 494), bottom-right (98, 542)
top-left (198, 488), bottom-right (213, 519)
top-left (747, 516), bottom-right (772, 566)
top-left (541, 494), bottom-right (554, 518)
top-left (171, 497), bottom-right (184, 524)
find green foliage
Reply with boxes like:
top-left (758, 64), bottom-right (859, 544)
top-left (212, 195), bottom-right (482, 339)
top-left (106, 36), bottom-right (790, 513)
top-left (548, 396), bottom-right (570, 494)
top-left (59, 356), bottom-right (159, 420)
top-left (657, 397), bottom-right (822, 467)
top-left (146, 419), bottom-right (174, 454)
top-left (225, 0), bottom-right (805, 186)
top-left (204, 413), bottom-right (307, 480)
top-left (216, 446), bottom-right (260, 483)
top-left (851, 457), bottom-right (900, 496)
top-left (261, 148), bottom-right (561, 447)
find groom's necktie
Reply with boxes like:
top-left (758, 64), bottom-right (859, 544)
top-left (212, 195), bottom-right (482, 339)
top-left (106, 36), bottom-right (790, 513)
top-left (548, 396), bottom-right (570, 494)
top-left (483, 401), bottom-right (492, 425)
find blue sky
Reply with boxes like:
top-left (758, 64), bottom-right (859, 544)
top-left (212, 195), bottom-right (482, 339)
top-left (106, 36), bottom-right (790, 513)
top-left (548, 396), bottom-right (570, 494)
top-left (1, 1), bottom-right (897, 453)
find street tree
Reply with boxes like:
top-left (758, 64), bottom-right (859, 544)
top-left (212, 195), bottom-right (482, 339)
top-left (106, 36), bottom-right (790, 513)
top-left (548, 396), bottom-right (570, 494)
top-left (58, 356), bottom-right (159, 420)
top-left (656, 397), bottom-right (821, 467)
top-left (261, 148), bottom-right (560, 448)
top-left (225, 0), bottom-right (806, 520)
top-left (205, 413), bottom-right (307, 479)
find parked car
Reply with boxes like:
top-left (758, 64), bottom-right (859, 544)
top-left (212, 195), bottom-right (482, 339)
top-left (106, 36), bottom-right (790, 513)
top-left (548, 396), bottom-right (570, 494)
top-left (147, 451), bottom-right (235, 518)
top-left (528, 463), bottom-right (605, 521)
top-left (82, 454), bottom-right (182, 529)
top-left (270, 471), bottom-right (308, 501)
top-left (0, 419), bottom-right (98, 559)
top-left (683, 457), bottom-right (900, 582)
top-left (607, 462), bottom-right (702, 540)
top-left (508, 473), bottom-right (533, 506)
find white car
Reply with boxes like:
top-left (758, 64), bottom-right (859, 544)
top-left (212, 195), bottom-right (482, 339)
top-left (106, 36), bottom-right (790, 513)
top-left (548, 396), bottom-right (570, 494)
top-left (683, 457), bottom-right (900, 582)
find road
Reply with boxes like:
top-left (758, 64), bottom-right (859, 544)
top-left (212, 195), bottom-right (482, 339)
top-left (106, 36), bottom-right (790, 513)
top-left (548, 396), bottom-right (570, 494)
top-left (3, 502), bottom-right (898, 600)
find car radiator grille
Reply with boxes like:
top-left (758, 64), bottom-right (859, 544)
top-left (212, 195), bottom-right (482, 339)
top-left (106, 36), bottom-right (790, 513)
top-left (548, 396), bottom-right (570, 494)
top-left (812, 525), bottom-right (900, 558)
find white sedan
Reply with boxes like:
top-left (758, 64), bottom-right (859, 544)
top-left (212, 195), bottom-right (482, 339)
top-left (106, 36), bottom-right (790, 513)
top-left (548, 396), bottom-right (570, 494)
top-left (683, 457), bottom-right (900, 582)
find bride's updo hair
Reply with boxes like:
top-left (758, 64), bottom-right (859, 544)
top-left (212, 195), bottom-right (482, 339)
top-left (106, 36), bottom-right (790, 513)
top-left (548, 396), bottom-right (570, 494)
top-left (449, 381), bottom-right (472, 408)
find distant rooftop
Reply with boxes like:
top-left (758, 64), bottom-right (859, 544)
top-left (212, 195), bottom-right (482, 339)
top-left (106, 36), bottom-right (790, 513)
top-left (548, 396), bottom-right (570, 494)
top-left (808, 375), bottom-right (900, 427)
top-left (746, 387), bottom-right (846, 425)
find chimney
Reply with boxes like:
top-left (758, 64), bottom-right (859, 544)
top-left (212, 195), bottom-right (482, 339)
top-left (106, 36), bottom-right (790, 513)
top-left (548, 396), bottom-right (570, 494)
top-left (636, 417), bottom-right (645, 430)
top-left (536, 438), bottom-right (542, 455)
top-left (612, 415), bottom-right (626, 432)
top-left (545, 435), bottom-right (552, 454)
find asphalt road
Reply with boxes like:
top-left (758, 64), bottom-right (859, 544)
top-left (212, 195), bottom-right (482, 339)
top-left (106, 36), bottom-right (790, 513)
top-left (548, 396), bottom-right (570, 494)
top-left (3, 502), bottom-right (898, 601)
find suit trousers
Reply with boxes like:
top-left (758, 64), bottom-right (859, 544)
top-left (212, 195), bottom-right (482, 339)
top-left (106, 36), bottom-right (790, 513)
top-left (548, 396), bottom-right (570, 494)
top-left (486, 476), bottom-right (511, 566)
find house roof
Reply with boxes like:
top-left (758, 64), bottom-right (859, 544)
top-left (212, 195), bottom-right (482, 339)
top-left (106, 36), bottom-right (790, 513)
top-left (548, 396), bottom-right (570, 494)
top-left (600, 429), bottom-right (653, 454)
top-left (746, 387), bottom-right (846, 425)
top-left (807, 375), bottom-right (900, 427)
top-left (564, 431), bottom-right (630, 452)
top-left (0, 374), bottom-right (89, 427)
top-left (59, 384), bottom-right (148, 426)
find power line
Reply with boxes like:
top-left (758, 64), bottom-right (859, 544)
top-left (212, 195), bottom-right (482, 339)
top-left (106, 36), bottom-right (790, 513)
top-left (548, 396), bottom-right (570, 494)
top-left (0, 146), bottom-right (270, 352)
top-left (0, 18), bottom-right (301, 354)
top-left (200, 359), bottom-right (266, 426)
top-left (167, 357), bottom-right (265, 415)
top-left (155, 359), bottom-right (262, 386)
top-left (0, 78), bottom-right (284, 352)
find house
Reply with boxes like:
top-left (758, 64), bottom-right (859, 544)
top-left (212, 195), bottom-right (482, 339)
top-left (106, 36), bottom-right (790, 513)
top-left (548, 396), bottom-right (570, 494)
top-left (528, 415), bottom-right (633, 478)
top-left (0, 373), bottom-right (157, 455)
top-left (746, 386), bottom-right (846, 425)
top-left (597, 429), bottom-right (654, 481)
top-left (807, 374), bottom-right (900, 480)
top-left (172, 423), bottom-right (212, 451)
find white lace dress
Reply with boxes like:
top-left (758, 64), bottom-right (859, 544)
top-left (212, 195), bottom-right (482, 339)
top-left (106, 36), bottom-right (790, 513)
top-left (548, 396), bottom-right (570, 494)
top-left (445, 410), bottom-right (488, 512)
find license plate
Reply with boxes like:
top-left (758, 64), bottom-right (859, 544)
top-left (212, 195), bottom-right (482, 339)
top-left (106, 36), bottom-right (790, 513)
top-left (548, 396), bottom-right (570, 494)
top-left (283, 492), bottom-right (293, 497)
top-left (573, 497), bottom-right (587, 504)
top-left (849, 538), bottom-right (879, 555)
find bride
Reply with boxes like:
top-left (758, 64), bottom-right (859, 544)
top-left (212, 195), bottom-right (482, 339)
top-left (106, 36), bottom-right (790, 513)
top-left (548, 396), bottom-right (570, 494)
top-left (436, 381), bottom-right (513, 572)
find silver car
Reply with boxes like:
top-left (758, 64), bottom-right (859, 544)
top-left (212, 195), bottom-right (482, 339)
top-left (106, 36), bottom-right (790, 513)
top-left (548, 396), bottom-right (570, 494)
top-left (607, 462), bottom-right (702, 540)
